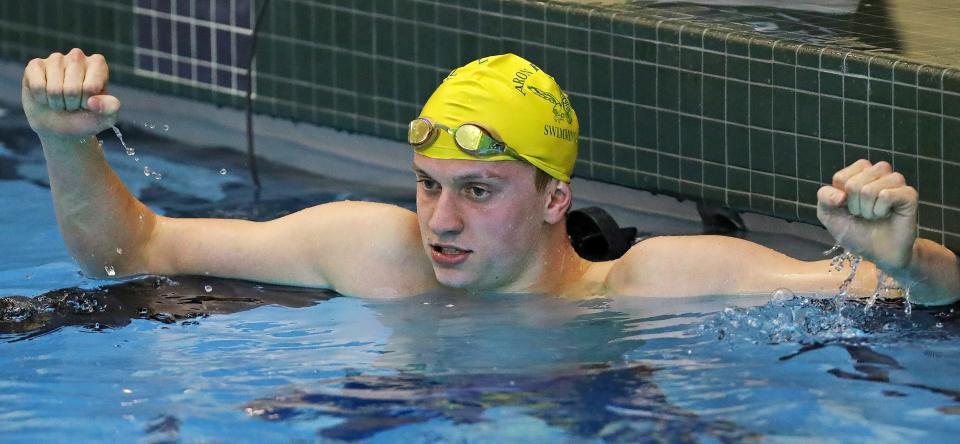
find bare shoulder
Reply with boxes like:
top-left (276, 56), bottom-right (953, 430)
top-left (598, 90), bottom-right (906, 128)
top-left (293, 201), bottom-right (438, 297)
top-left (604, 235), bottom-right (799, 297)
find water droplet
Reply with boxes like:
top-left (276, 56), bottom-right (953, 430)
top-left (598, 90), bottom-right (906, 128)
top-left (104, 265), bottom-right (116, 276)
top-left (112, 126), bottom-right (136, 156)
top-left (148, 123), bottom-right (155, 130)
top-left (97, 139), bottom-right (104, 149)
top-left (162, 124), bottom-right (169, 131)
top-left (153, 172), bottom-right (162, 180)
top-left (445, 304), bottom-right (455, 308)
top-left (771, 288), bottom-right (795, 302)
top-left (116, 247), bottom-right (123, 255)
top-left (122, 388), bottom-right (133, 394)
top-left (219, 168), bottom-right (227, 175)
top-left (204, 285), bottom-right (213, 293)
top-left (936, 322), bottom-right (944, 329)
top-left (143, 166), bottom-right (152, 176)
top-left (904, 301), bottom-right (913, 315)
top-left (422, 302), bottom-right (430, 305)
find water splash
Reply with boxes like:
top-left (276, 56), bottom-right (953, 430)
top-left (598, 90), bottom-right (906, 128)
top-left (111, 126), bottom-right (136, 157)
top-left (219, 169), bottom-right (227, 175)
top-left (203, 285), bottom-right (213, 293)
top-left (104, 265), bottom-right (116, 277)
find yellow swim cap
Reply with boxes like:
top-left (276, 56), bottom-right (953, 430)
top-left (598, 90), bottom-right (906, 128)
top-left (416, 54), bottom-right (579, 182)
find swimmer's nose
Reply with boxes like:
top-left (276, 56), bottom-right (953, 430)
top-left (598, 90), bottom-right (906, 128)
top-left (428, 191), bottom-right (464, 235)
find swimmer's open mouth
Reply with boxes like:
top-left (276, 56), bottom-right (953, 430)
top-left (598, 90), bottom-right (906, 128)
top-left (430, 244), bottom-right (472, 255)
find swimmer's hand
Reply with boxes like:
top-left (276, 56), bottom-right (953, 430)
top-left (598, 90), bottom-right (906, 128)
top-left (21, 48), bottom-right (120, 140)
top-left (817, 159), bottom-right (918, 271)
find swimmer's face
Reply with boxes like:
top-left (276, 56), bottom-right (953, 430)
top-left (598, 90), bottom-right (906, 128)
top-left (413, 154), bottom-right (552, 292)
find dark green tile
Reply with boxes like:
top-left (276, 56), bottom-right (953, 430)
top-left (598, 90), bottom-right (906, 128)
top-left (774, 133), bottom-right (797, 176)
top-left (918, 158), bottom-right (942, 204)
top-left (659, 111), bottom-right (680, 154)
top-left (726, 34), bottom-right (749, 56)
top-left (797, 181), bottom-right (820, 205)
top-left (703, 120), bottom-right (725, 163)
top-left (797, 68), bottom-right (819, 93)
top-left (796, 92), bottom-right (819, 137)
top-left (945, 93), bottom-right (960, 119)
top-left (637, 107), bottom-right (657, 148)
top-left (703, 76), bottom-right (725, 120)
top-left (772, 41), bottom-right (798, 64)
top-left (703, 29), bottom-right (726, 52)
top-left (919, 204), bottom-right (943, 230)
top-left (918, 66), bottom-right (942, 89)
top-left (845, 145), bottom-right (869, 164)
top-left (657, 23), bottom-right (680, 44)
top-left (728, 167), bottom-right (750, 192)
top-left (591, 55), bottom-right (612, 98)
top-left (945, 118), bottom-right (960, 163)
top-left (917, 114), bottom-right (942, 159)
top-left (726, 55), bottom-right (749, 81)
top-left (894, 84), bottom-right (916, 108)
top-left (636, 40), bottom-right (656, 62)
top-left (592, 98), bottom-right (613, 141)
top-left (771, 88), bottom-right (795, 132)
top-left (752, 171), bottom-right (774, 196)
top-left (893, 110), bottom-right (917, 154)
top-left (774, 200), bottom-right (798, 220)
top-left (681, 159), bottom-right (703, 182)
top-left (680, 47), bottom-right (701, 71)
top-left (750, 60), bottom-right (772, 85)
top-left (820, 141), bottom-right (844, 183)
top-left (613, 168), bottom-right (637, 188)
top-left (820, 72), bottom-right (842, 97)
top-left (659, 153), bottom-right (680, 178)
top-left (844, 76), bottom-right (868, 101)
top-left (750, 129), bottom-right (773, 172)
top-left (657, 67), bottom-right (679, 110)
top-left (726, 80), bottom-right (748, 124)
top-left (658, 43), bottom-right (679, 67)
top-left (636, 64), bottom-right (656, 105)
top-left (612, 34), bottom-right (632, 59)
top-left (594, 165), bottom-right (615, 183)
top-left (869, 105), bottom-right (892, 150)
top-left (704, 162), bottom-right (725, 187)
top-left (819, 96), bottom-right (843, 142)
top-left (637, 148), bottom-right (657, 173)
top-left (869, 79), bottom-right (892, 105)
top-left (727, 124), bottom-right (749, 168)
top-left (680, 72), bottom-right (702, 115)
top-left (869, 149), bottom-right (893, 165)
top-left (844, 101), bottom-right (868, 146)
top-left (614, 103), bottom-right (636, 146)
top-left (893, 153), bottom-right (918, 188)
top-left (728, 191), bottom-right (751, 211)
top-left (614, 146), bottom-right (636, 170)
top-left (775, 176), bottom-right (798, 201)
top-left (920, 229), bottom-right (943, 244)
top-left (772, 63), bottom-right (795, 88)
top-left (750, 85), bottom-right (772, 129)
top-left (589, 28), bottom-right (610, 55)
top-left (703, 51), bottom-right (724, 76)
top-left (820, 48), bottom-right (844, 71)
top-left (946, 163), bottom-right (960, 208)
top-left (797, 136), bottom-right (820, 181)
top-left (680, 115), bottom-right (702, 158)
top-left (593, 140), bottom-right (613, 165)
top-left (751, 194), bottom-right (774, 214)
top-left (680, 182), bottom-right (703, 199)
top-left (894, 62), bottom-right (917, 84)
top-left (946, 209), bottom-right (960, 234)
top-left (796, 46), bottom-right (821, 68)
top-left (660, 178), bottom-right (680, 195)
top-left (918, 89), bottom-right (941, 114)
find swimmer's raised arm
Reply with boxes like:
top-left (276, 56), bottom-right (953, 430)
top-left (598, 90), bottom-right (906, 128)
top-left (22, 49), bottom-right (438, 297)
top-left (817, 159), bottom-right (960, 305)
top-left (22, 48), bottom-right (151, 278)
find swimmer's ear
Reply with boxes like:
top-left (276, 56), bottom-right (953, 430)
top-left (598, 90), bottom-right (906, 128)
top-left (544, 180), bottom-right (572, 224)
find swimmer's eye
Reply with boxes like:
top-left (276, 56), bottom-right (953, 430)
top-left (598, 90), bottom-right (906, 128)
top-left (465, 185), bottom-right (491, 200)
top-left (417, 179), bottom-right (439, 192)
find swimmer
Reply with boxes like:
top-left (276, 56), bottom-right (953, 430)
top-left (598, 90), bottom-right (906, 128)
top-left (20, 49), bottom-right (960, 304)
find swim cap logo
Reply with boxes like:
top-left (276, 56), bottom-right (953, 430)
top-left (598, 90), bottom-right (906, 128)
top-left (527, 86), bottom-right (573, 125)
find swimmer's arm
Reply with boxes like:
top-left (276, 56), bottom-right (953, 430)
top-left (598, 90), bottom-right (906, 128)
top-left (141, 201), bottom-right (438, 298)
top-left (608, 235), bottom-right (885, 298)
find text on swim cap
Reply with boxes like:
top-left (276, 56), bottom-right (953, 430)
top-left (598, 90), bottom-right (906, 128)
top-left (512, 63), bottom-right (541, 95)
top-left (544, 124), bottom-right (577, 142)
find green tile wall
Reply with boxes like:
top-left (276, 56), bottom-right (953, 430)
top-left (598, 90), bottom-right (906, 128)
top-left (1, 0), bottom-right (958, 251)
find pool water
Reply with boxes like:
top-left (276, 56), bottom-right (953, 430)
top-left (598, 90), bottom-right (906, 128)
top-left (2, 107), bottom-right (960, 442)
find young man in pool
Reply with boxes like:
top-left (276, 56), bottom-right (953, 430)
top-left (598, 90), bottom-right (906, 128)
top-left (20, 49), bottom-right (960, 304)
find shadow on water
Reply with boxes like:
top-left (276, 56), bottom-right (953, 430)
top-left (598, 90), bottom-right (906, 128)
top-left (0, 275), bottom-right (337, 341)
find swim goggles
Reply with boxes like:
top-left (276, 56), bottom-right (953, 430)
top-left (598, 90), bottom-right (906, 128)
top-left (408, 117), bottom-right (523, 159)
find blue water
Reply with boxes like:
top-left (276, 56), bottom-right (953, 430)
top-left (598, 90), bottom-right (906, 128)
top-left (2, 111), bottom-right (960, 442)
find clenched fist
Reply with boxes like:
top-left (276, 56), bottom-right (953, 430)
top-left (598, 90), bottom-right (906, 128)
top-left (817, 159), bottom-right (919, 269)
top-left (21, 48), bottom-right (120, 139)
